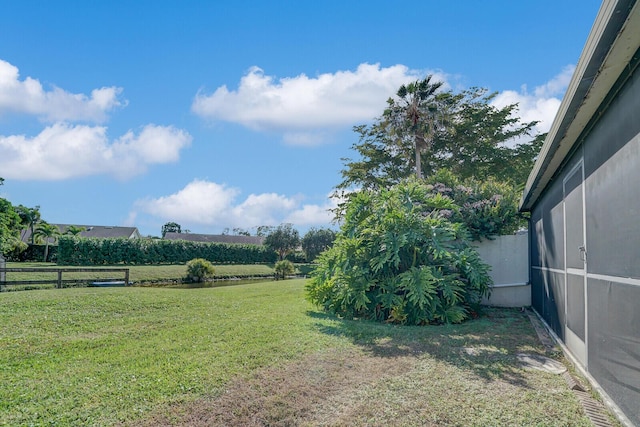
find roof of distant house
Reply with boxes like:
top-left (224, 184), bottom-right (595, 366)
top-left (21, 224), bottom-right (141, 242)
top-left (163, 232), bottom-right (264, 245)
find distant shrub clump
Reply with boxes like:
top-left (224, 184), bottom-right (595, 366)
top-left (274, 260), bottom-right (295, 280)
top-left (186, 258), bottom-right (216, 282)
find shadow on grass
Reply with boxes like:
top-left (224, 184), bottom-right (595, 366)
top-left (308, 307), bottom-right (546, 389)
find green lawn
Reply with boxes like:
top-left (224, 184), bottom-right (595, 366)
top-left (2, 262), bottom-right (277, 290)
top-left (0, 279), bottom-right (339, 425)
top-left (0, 279), bottom-right (611, 426)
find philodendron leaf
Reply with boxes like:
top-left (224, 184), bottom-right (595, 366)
top-left (399, 266), bottom-right (437, 310)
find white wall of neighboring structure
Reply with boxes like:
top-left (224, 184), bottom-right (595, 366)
top-left (475, 233), bottom-right (530, 307)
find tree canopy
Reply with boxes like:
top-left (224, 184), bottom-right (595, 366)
top-left (382, 75), bottom-right (446, 179)
top-left (64, 225), bottom-right (86, 236)
top-left (0, 178), bottom-right (26, 256)
top-left (15, 205), bottom-right (41, 245)
top-left (161, 222), bottom-right (181, 238)
top-left (301, 228), bottom-right (337, 262)
top-left (34, 222), bottom-right (61, 262)
top-left (264, 223), bottom-right (300, 261)
top-left (307, 78), bottom-right (537, 325)
top-left (0, 198), bottom-right (24, 255)
top-left (338, 80), bottom-right (542, 192)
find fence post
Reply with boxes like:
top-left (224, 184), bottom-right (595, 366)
top-left (0, 254), bottom-right (5, 286)
top-left (57, 270), bottom-right (62, 289)
top-left (125, 269), bottom-right (130, 286)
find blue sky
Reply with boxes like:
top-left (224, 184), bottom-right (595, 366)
top-left (1, 0), bottom-right (601, 237)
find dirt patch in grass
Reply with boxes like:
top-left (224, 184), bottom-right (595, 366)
top-left (137, 348), bottom-right (417, 426)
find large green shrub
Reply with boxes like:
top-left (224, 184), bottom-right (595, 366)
top-left (186, 258), bottom-right (216, 282)
top-left (306, 179), bottom-right (492, 325)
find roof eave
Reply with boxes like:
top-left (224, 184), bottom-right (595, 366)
top-left (520, 0), bottom-right (640, 211)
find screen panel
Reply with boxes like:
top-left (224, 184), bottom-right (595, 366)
top-left (588, 278), bottom-right (640, 427)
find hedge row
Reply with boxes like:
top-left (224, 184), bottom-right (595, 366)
top-left (4, 244), bottom-right (57, 263)
top-left (57, 236), bottom-right (277, 265)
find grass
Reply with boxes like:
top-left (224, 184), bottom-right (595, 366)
top-left (0, 279), bottom-right (341, 425)
top-left (2, 262), bottom-right (278, 290)
top-left (0, 279), bottom-right (615, 426)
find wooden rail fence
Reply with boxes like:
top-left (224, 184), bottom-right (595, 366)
top-left (0, 268), bottom-right (130, 290)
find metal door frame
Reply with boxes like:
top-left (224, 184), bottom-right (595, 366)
top-left (562, 158), bottom-right (588, 367)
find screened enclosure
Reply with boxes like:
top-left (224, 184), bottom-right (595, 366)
top-left (521, 1), bottom-right (640, 425)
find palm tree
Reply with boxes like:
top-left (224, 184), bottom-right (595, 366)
top-left (33, 222), bottom-right (61, 262)
top-left (64, 225), bottom-right (86, 236)
top-left (383, 75), bottom-right (447, 179)
top-left (16, 205), bottom-right (41, 244)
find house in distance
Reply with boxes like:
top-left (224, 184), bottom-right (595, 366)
top-left (21, 224), bottom-right (141, 243)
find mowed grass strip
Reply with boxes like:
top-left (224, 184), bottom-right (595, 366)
top-left (2, 262), bottom-right (276, 290)
top-left (1, 279), bottom-right (606, 426)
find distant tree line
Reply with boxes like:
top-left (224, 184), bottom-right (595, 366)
top-left (162, 221), bottom-right (338, 263)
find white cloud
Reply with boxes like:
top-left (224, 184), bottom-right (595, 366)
top-left (135, 180), bottom-right (240, 225)
top-left (134, 179), bottom-right (336, 230)
top-left (232, 193), bottom-right (299, 226)
top-left (114, 124), bottom-right (190, 164)
top-left (533, 65), bottom-right (575, 99)
top-left (282, 131), bottom-right (330, 147)
top-left (123, 211), bottom-right (138, 227)
top-left (192, 63), bottom-right (443, 145)
top-left (193, 62), bottom-right (572, 146)
top-left (0, 59), bottom-right (125, 123)
top-left (284, 203), bottom-right (335, 227)
top-left (492, 65), bottom-right (575, 136)
top-left (0, 123), bottom-right (191, 180)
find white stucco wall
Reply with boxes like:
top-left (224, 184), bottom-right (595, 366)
top-left (474, 233), bottom-right (530, 307)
